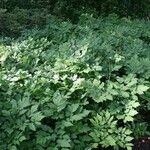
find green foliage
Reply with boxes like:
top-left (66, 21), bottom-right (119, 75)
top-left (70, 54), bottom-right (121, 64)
top-left (129, 122), bottom-right (150, 139)
top-left (1, 0), bottom-right (150, 18)
top-left (0, 15), bottom-right (150, 149)
top-left (0, 8), bottom-right (49, 37)
top-left (90, 111), bottom-right (133, 150)
top-left (0, 0), bottom-right (150, 37)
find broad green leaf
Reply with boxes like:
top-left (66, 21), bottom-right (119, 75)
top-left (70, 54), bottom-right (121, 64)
top-left (137, 85), bottom-right (149, 94)
top-left (57, 139), bottom-right (71, 148)
top-left (29, 123), bottom-right (36, 131)
top-left (106, 136), bottom-right (116, 146)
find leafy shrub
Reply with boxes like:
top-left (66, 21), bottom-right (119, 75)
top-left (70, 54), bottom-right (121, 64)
top-left (1, 0), bottom-right (150, 37)
top-left (0, 14), bottom-right (150, 150)
top-left (0, 8), bottom-right (49, 37)
top-left (1, 0), bottom-right (150, 18)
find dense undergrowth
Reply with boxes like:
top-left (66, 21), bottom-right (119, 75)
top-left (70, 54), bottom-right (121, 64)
top-left (0, 14), bottom-right (150, 150)
top-left (0, 0), bottom-right (150, 37)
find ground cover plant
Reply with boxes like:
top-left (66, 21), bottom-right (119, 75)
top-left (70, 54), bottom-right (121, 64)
top-left (0, 0), bottom-right (150, 37)
top-left (0, 14), bottom-right (150, 150)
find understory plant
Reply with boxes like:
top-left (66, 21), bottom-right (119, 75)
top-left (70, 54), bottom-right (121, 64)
top-left (0, 14), bottom-right (150, 150)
